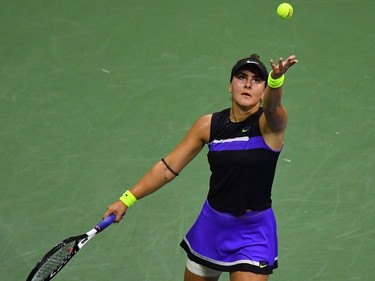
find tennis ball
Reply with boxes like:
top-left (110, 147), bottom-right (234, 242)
top-left (277, 3), bottom-right (293, 19)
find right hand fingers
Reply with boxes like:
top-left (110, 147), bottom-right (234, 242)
top-left (103, 201), bottom-right (127, 223)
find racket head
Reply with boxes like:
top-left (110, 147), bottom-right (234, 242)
top-left (26, 234), bottom-right (86, 281)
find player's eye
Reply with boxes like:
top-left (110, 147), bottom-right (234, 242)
top-left (235, 73), bottom-right (247, 80)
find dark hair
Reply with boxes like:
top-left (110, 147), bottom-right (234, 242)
top-left (249, 53), bottom-right (261, 60)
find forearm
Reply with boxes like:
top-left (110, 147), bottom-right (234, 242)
top-left (105, 156), bottom-right (184, 222)
top-left (129, 160), bottom-right (177, 200)
top-left (261, 71), bottom-right (288, 132)
top-left (262, 85), bottom-right (283, 112)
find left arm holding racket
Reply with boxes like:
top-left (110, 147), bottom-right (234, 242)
top-left (26, 214), bottom-right (118, 281)
top-left (103, 116), bottom-right (210, 222)
top-left (27, 116), bottom-right (208, 280)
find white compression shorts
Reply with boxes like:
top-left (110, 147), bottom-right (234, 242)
top-left (186, 257), bottom-right (222, 278)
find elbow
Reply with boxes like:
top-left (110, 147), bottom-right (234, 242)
top-left (160, 159), bottom-right (180, 182)
top-left (162, 171), bottom-right (178, 183)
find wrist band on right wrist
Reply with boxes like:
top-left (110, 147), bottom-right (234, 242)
top-left (119, 190), bottom-right (137, 208)
top-left (267, 72), bottom-right (285, 88)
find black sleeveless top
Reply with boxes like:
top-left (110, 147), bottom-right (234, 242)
top-left (207, 107), bottom-right (281, 215)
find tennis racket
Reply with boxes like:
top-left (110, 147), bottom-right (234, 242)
top-left (26, 213), bottom-right (118, 281)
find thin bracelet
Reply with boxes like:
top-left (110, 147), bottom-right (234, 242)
top-left (119, 190), bottom-right (137, 207)
top-left (267, 71), bottom-right (285, 88)
top-left (161, 158), bottom-right (179, 176)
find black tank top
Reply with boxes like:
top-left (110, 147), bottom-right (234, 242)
top-left (207, 107), bottom-right (281, 215)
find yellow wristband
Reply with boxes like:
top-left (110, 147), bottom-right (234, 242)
top-left (119, 190), bottom-right (137, 208)
top-left (267, 72), bottom-right (285, 88)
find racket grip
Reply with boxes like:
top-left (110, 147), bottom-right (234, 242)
top-left (95, 214), bottom-right (117, 232)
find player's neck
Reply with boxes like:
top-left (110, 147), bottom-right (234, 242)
top-left (230, 104), bottom-right (259, 123)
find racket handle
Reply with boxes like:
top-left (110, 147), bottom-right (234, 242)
top-left (95, 214), bottom-right (117, 232)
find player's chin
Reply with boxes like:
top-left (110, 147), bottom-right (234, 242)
top-left (238, 96), bottom-right (257, 106)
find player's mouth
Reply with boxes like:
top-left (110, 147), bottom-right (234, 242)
top-left (241, 92), bottom-right (252, 97)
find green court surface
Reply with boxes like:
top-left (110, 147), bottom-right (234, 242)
top-left (1, 1), bottom-right (374, 280)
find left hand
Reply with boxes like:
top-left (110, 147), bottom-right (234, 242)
top-left (269, 55), bottom-right (298, 78)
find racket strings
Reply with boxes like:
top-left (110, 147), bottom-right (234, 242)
top-left (31, 241), bottom-right (76, 281)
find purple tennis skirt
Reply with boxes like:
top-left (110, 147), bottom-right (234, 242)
top-left (180, 200), bottom-right (278, 274)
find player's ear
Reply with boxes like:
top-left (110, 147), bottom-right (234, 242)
top-left (228, 84), bottom-right (232, 93)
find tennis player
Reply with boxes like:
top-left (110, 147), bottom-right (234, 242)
top-left (103, 53), bottom-right (298, 281)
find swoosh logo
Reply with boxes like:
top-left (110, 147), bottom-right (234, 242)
top-left (242, 127), bottom-right (250, 133)
top-left (259, 261), bottom-right (269, 268)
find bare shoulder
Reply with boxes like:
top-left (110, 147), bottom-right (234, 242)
top-left (195, 114), bottom-right (212, 128)
top-left (191, 114), bottom-right (212, 144)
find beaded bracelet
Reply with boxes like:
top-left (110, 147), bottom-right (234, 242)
top-left (119, 190), bottom-right (137, 208)
top-left (267, 72), bottom-right (285, 88)
top-left (161, 158), bottom-right (179, 176)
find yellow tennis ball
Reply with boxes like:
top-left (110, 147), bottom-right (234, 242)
top-left (277, 3), bottom-right (293, 19)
